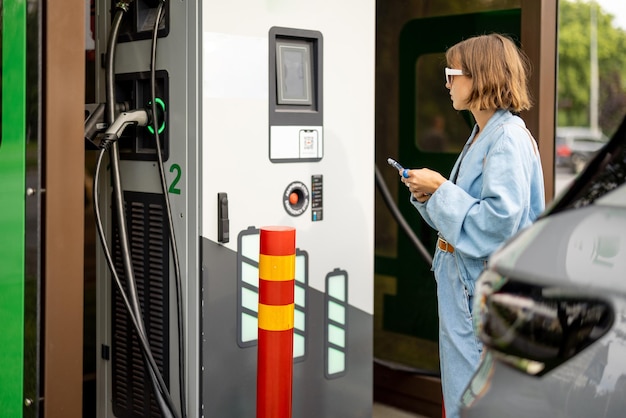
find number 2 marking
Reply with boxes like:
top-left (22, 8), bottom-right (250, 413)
top-left (169, 163), bottom-right (182, 195)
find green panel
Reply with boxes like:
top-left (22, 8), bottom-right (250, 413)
top-left (0, 0), bottom-right (27, 416)
top-left (381, 9), bottom-right (521, 353)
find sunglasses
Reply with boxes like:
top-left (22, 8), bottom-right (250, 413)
top-left (445, 67), bottom-right (464, 84)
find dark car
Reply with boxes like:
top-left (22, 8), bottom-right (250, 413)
top-left (461, 115), bottom-right (626, 417)
top-left (555, 126), bottom-right (608, 174)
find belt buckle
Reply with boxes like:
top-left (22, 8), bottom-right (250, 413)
top-left (438, 237), bottom-right (453, 253)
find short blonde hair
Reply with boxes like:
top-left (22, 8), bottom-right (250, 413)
top-left (446, 33), bottom-right (532, 112)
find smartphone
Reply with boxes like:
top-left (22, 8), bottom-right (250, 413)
top-left (387, 158), bottom-right (409, 178)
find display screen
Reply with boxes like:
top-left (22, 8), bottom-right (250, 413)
top-left (276, 41), bottom-right (312, 105)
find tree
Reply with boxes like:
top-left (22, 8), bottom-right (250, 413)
top-left (558, 0), bottom-right (626, 135)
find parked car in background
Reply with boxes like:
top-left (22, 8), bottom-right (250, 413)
top-left (461, 114), bottom-right (626, 417)
top-left (555, 126), bottom-right (608, 174)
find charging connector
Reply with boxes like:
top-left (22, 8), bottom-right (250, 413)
top-left (84, 102), bottom-right (130, 149)
top-left (100, 109), bottom-right (150, 150)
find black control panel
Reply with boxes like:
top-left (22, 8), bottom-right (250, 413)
top-left (115, 0), bottom-right (170, 42)
top-left (115, 70), bottom-right (169, 161)
top-left (311, 174), bottom-right (323, 221)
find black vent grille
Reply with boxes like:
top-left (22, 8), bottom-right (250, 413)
top-left (112, 191), bottom-right (170, 418)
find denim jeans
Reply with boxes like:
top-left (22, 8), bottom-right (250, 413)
top-left (433, 248), bottom-right (483, 418)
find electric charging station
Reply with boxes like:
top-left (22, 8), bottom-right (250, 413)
top-left (93, 0), bottom-right (375, 417)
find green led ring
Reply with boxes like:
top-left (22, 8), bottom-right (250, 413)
top-left (147, 97), bottom-right (166, 135)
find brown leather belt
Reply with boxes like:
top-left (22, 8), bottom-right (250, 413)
top-left (437, 237), bottom-right (454, 253)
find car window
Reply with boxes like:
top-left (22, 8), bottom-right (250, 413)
top-left (547, 115), bottom-right (626, 213)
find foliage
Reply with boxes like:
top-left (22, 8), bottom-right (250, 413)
top-left (558, 0), bottom-right (626, 135)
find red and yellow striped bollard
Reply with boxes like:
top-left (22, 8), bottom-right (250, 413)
top-left (257, 226), bottom-right (296, 418)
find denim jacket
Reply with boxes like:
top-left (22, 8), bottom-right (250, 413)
top-left (411, 109), bottom-right (545, 293)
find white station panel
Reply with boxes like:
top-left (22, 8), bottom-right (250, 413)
top-left (201, 0), bottom-right (375, 315)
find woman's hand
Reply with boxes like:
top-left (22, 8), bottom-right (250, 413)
top-left (400, 168), bottom-right (446, 202)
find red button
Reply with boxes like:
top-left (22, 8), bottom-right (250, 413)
top-left (289, 192), bottom-right (299, 205)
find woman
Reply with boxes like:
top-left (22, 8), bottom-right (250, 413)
top-left (399, 33), bottom-right (545, 418)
